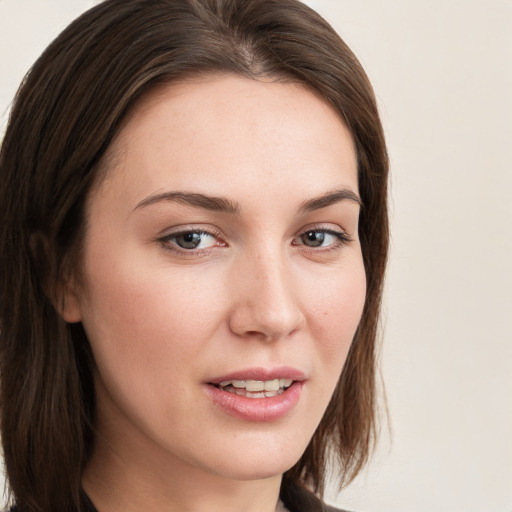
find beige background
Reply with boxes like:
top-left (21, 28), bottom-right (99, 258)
top-left (1, 1), bottom-right (511, 511)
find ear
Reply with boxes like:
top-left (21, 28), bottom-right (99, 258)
top-left (29, 231), bottom-right (84, 323)
top-left (57, 280), bottom-right (83, 323)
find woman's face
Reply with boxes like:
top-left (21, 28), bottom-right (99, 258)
top-left (65, 75), bottom-right (366, 483)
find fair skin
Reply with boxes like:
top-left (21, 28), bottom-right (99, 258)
top-left (63, 75), bottom-right (366, 512)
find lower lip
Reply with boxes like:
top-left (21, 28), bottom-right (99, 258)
top-left (204, 382), bottom-right (303, 422)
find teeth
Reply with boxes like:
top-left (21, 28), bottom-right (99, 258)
top-left (264, 379), bottom-right (280, 391)
top-left (218, 378), bottom-right (294, 397)
top-left (246, 380), bottom-right (265, 392)
top-left (225, 387), bottom-right (287, 398)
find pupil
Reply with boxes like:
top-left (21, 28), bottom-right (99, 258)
top-left (178, 232), bottom-right (201, 249)
top-left (304, 231), bottom-right (324, 247)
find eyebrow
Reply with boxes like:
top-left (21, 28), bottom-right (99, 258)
top-left (298, 189), bottom-right (362, 212)
top-left (134, 191), bottom-right (240, 214)
top-left (134, 188), bottom-right (361, 214)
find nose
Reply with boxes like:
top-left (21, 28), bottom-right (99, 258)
top-left (227, 247), bottom-right (305, 341)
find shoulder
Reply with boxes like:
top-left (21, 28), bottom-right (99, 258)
top-left (6, 491), bottom-right (96, 512)
top-left (323, 504), bottom-right (352, 512)
top-left (280, 479), bottom-right (353, 512)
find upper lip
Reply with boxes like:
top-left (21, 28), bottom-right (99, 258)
top-left (208, 366), bottom-right (306, 385)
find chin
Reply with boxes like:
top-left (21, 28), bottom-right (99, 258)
top-left (214, 461), bottom-right (295, 482)
top-left (197, 436), bottom-right (307, 482)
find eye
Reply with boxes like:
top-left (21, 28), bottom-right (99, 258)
top-left (159, 230), bottom-right (221, 251)
top-left (293, 228), bottom-right (351, 249)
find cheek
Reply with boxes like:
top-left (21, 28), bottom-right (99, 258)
top-left (307, 258), bottom-right (366, 372)
top-left (78, 258), bottom-right (229, 443)
top-left (82, 265), bottom-right (219, 355)
top-left (78, 246), bottom-right (226, 402)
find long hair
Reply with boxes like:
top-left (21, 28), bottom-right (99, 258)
top-left (0, 1), bottom-right (389, 510)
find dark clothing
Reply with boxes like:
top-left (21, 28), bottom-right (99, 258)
top-left (8, 479), bottom-right (350, 512)
top-left (281, 480), bottom-right (349, 512)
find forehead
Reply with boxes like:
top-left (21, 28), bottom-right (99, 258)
top-left (95, 74), bottom-right (358, 210)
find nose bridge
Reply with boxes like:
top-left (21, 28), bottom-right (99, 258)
top-left (228, 239), bottom-right (304, 340)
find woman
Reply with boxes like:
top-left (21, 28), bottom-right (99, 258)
top-left (0, 1), bottom-right (388, 511)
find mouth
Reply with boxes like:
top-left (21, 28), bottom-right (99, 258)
top-left (212, 378), bottom-right (294, 398)
top-left (205, 367), bottom-right (305, 420)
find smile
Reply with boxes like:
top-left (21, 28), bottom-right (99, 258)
top-left (216, 379), bottom-right (294, 398)
top-left (205, 368), bottom-right (305, 421)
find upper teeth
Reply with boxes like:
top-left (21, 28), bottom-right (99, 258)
top-left (219, 379), bottom-right (293, 392)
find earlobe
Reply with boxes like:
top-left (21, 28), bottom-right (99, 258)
top-left (59, 291), bottom-right (83, 323)
top-left (55, 281), bottom-right (83, 323)
top-left (29, 231), bottom-right (84, 323)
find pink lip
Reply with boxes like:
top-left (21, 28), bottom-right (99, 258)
top-left (208, 366), bottom-right (306, 385)
top-left (205, 366), bottom-right (305, 422)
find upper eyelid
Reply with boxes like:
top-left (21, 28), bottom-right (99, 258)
top-left (158, 225), bottom-right (222, 239)
top-left (164, 229), bottom-right (215, 238)
top-left (296, 223), bottom-right (353, 238)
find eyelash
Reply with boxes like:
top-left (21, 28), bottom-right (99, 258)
top-left (292, 227), bottom-right (353, 253)
top-left (157, 227), bottom-right (224, 257)
top-left (157, 225), bottom-right (352, 257)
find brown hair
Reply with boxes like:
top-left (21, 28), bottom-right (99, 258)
top-left (0, 0), bottom-right (388, 510)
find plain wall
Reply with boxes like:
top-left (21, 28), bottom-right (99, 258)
top-left (1, 1), bottom-right (511, 511)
